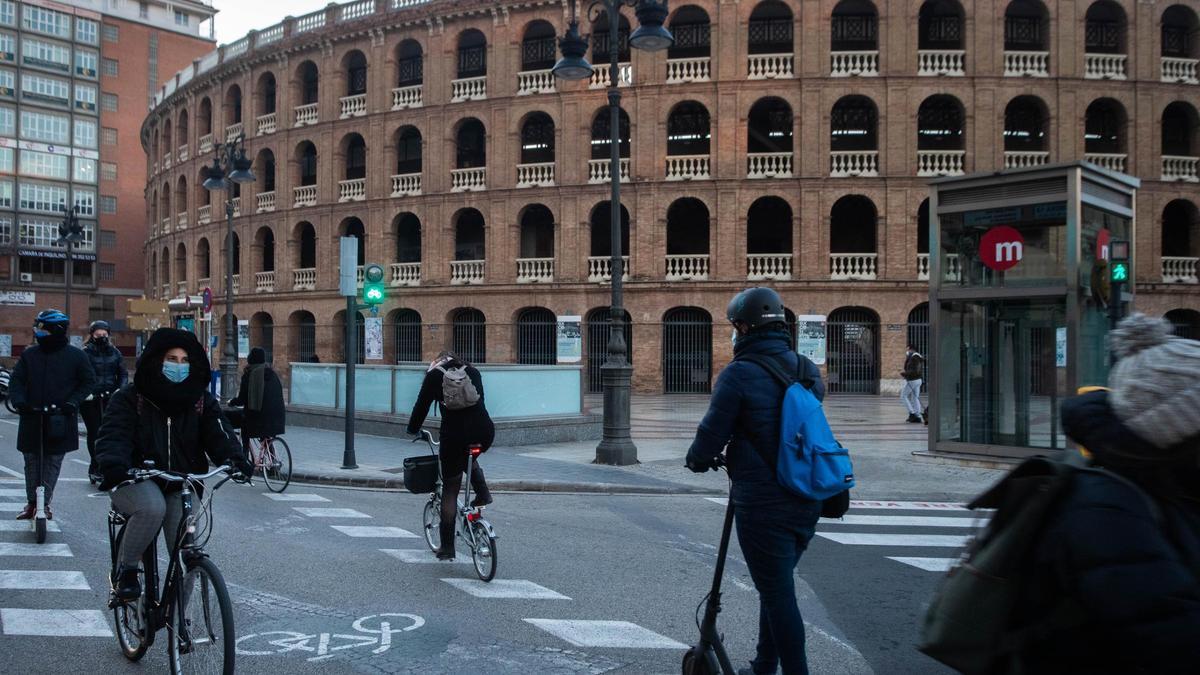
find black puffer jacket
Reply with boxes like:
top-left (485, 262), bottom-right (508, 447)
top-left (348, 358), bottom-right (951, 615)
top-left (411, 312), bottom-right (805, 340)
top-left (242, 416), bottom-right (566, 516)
top-left (1018, 391), bottom-right (1200, 674)
top-left (406, 358), bottom-right (494, 476)
top-left (8, 341), bottom-right (94, 454)
top-left (83, 339), bottom-right (127, 394)
top-left (95, 328), bottom-right (243, 489)
top-left (229, 365), bottom-right (286, 438)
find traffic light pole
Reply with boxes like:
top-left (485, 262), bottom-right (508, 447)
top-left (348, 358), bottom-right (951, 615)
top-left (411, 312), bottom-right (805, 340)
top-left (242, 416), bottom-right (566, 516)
top-left (343, 294), bottom-right (358, 469)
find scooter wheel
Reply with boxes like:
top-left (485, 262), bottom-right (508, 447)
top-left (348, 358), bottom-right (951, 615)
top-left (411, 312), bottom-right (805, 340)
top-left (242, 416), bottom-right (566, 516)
top-left (35, 517), bottom-right (46, 544)
top-left (681, 647), bottom-right (715, 675)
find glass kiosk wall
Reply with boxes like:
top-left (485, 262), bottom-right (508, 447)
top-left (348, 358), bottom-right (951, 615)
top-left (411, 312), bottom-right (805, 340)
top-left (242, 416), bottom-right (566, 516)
top-left (928, 163), bottom-right (1138, 459)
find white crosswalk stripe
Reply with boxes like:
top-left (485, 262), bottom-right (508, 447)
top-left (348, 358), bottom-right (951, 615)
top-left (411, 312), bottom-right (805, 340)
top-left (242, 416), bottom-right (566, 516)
top-left (815, 532), bottom-right (972, 547)
top-left (330, 525), bottom-right (418, 538)
top-left (0, 520), bottom-right (60, 532)
top-left (0, 570), bottom-right (90, 590)
top-left (525, 619), bottom-right (687, 649)
top-left (262, 492), bottom-right (330, 502)
top-left (0, 543), bottom-right (73, 557)
top-left (443, 579), bottom-right (570, 600)
top-left (292, 507), bottom-right (371, 518)
top-left (886, 557), bottom-right (959, 572)
top-left (0, 488), bottom-right (28, 497)
top-left (380, 549), bottom-right (471, 564)
top-left (0, 608), bottom-right (112, 637)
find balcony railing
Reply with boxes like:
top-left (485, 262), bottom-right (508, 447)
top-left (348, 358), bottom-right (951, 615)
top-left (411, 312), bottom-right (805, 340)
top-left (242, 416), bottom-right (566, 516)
top-left (177, 144), bottom-right (188, 163)
top-left (830, 253), bottom-right (878, 280)
top-left (588, 158), bottom-right (630, 184)
top-left (589, 62), bottom-right (632, 89)
top-left (1004, 51), bottom-right (1049, 77)
top-left (338, 178), bottom-right (366, 202)
top-left (665, 254), bottom-right (710, 281)
top-left (666, 155), bottom-right (710, 181)
top-left (255, 270), bottom-right (275, 293)
top-left (391, 173), bottom-right (421, 197)
top-left (256, 112), bottom-right (276, 136)
top-left (1084, 153), bottom-right (1127, 173)
top-left (1004, 151), bottom-right (1050, 169)
top-left (918, 50), bottom-right (965, 76)
top-left (340, 94), bottom-right (366, 118)
top-left (197, 205), bottom-right (211, 225)
top-left (666, 57), bottom-right (711, 83)
top-left (1163, 256), bottom-right (1199, 283)
top-left (747, 253), bottom-right (792, 281)
top-left (918, 253), bottom-right (962, 282)
top-left (1085, 53), bottom-right (1126, 80)
top-left (747, 152), bottom-right (793, 179)
top-left (176, 212), bottom-right (187, 230)
top-left (450, 167), bottom-right (486, 192)
top-left (294, 103), bottom-right (318, 127)
top-left (199, 134), bottom-right (214, 154)
top-left (917, 150), bottom-right (965, 176)
top-left (390, 262), bottom-right (420, 287)
top-left (392, 84), bottom-right (422, 109)
top-left (293, 267), bottom-right (316, 290)
top-left (294, 185), bottom-right (318, 207)
top-left (1162, 155), bottom-right (1200, 182)
top-left (162, 152), bottom-right (172, 170)
top-left (587, 256), bottom-right (629, 282)
top-left (161, 284), bottom-right (170, 299)
top-left (231, 274), bottom-right (241, 295)
top-left (256, 191), bottom-right (276, 213)
top-left (450, 260), bottom-right (485, 285)
top-left (516, 162), bottom-right (555, 188)
top-left (517, 69), bottom-right (556, 95)
top-left (230, 197), bottom-right (241, 217)
top-left (748, 53), bottom-right (793, 79)
top-left (177, 281), bottom-right (188, 296)
top-left (830, 51), bottom-right (878, 77)
top-left (516, 258), bottom-right (554, 283)
top-left (198, 277), bottom-right (210, 292)
top-left (224, 123), bottom-right (243, 142)
top-left (830, 150), bottom-right (879, 177)
top-left (1162, 57), bottom-right (1199, 84)
top-left (161, 217), bottom-right (171, 233)
top-left (450, 76), bottom-right (486, 102)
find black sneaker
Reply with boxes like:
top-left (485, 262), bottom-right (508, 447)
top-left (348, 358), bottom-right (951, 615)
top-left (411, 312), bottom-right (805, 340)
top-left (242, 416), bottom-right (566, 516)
top-left (435, 548), bottom-right (457, 561)
top-left (906, 414), bottom-right (922, 423)
top-left (113, 567), bottom-right (141, 601)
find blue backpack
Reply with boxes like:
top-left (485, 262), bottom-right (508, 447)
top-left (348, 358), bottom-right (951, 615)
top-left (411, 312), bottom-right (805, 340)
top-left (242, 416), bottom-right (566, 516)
top-left (741, 354), bottom-right (855, 501)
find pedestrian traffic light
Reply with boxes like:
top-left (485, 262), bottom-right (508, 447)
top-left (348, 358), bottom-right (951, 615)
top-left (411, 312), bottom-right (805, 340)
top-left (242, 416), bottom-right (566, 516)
top-left (362, 263), bottom-right (385, 305)
top-left (1110, 260), bottom-right (1129, 283)
top-left (1109, 239), bottom-right (1130, 283)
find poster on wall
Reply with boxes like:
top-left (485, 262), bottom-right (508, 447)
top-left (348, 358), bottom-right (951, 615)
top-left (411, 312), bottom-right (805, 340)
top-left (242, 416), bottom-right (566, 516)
top-left (364, 317), bottom-right (383, 360)
top-left (556, 315), bottom-right (582, 364)
top-left (237, 320), bottom-right (250, 359)
top-left (795, 315), bottom-right (827, 365)
top-left (69, 335), bottom-right (84, 349)
top-left (0, 290), bottom-right (35, 306)
top-left (0, 335), bottom-right (10, 357)
top-left (1056, 327), bottom-right (1067, 368)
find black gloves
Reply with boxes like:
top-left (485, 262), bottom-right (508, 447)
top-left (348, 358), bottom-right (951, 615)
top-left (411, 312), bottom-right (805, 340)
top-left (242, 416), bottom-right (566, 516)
top-left (99, 466), bottom-right (131, 492)
top-left (229, 457), bottom-right (254, 482)
top-left (686, 456), bottom-right (719, 473)
top-left (61, 402), bottom-right (76, 415)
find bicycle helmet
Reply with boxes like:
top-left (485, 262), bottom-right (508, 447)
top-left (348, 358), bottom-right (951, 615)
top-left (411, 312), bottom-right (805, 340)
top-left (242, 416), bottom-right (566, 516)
top-left (34, 309), bottom-right (69, 334)
top-left (726, 287), bottom-right (787, 330)
top-left (88, 320), bottom-right (110, 334)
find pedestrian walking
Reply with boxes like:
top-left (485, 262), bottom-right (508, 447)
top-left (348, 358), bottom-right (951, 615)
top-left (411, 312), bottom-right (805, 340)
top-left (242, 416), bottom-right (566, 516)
top-left (685, 287), bottom-right (826, 675)
top-left (900, 343), bottom-right (925, 423)
top-left (229, 347), bottom-right (286, 457)
top-left (6, 309), bottom-right (95, 520)
top-left (80, 320), bottom-right (127, 482)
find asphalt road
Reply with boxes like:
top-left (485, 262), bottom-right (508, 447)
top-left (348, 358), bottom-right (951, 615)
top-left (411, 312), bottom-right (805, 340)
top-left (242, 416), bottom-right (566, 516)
top-left (0, 455), bottom-right (967, 674)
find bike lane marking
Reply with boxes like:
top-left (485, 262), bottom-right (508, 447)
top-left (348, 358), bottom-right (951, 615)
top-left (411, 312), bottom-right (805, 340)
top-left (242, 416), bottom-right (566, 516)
top-left (236, 613), bottom-right (425, 662)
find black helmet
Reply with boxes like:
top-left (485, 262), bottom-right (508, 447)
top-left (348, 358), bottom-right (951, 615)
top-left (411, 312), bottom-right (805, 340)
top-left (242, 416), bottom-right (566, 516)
top-left (727, 287), bottom-right (786, 330)
top-left (34, 309), bottom-right (69, 334)
top-left (89, 320), bottom-right (110, 334)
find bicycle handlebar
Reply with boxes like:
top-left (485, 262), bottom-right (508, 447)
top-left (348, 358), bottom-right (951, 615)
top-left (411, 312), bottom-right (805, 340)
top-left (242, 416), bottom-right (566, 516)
top-left (109, 464), bottom-right (242, 492)
top-left (412, 428), bottom-right (438, 446)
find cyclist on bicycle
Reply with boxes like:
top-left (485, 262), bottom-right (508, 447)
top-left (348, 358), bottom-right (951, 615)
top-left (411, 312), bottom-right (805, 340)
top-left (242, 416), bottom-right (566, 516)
top-left (228, 347), bottom-right (285, 458)
top-left (407, 351), bottom-right (494, 560)
top-left (7, 309), bottom-right (95, 520)
top-left (81, 320), bottom-right (127, 483)
top-left (95, 327), bottom-right (251, 600)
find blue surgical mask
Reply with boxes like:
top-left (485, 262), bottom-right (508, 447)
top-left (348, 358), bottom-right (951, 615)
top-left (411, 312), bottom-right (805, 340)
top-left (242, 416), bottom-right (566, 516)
top-left (162, 362), bottom-right (190, 384)
top-left (34, 329), bottom-right (49, 339)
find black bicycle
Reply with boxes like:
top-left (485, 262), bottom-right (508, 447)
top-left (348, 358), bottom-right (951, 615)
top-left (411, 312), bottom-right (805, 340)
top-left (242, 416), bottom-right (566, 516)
top-left (108, 463), bottom-right (246, 674)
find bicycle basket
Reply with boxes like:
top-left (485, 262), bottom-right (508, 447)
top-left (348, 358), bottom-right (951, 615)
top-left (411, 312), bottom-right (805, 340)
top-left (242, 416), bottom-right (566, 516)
top-left (402, 455), bottom-right (439, 494)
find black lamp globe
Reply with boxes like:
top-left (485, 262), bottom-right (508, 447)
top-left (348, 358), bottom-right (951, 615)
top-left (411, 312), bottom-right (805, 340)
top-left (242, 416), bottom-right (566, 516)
top-left (227, 148), bottom-right (256, 184)
top-left (552, 21), bottom-right (593, 81)
top-left (630, 0), bottom-right (673, 51)
top-left (201, 160), bottom-right (226, 190)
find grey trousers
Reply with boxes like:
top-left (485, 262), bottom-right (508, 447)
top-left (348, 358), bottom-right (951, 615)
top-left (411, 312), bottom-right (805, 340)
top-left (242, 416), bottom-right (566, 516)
top-left (110, 480), bottom-right (184, 569)
top-left (21, 452), bottom-right (64, 504)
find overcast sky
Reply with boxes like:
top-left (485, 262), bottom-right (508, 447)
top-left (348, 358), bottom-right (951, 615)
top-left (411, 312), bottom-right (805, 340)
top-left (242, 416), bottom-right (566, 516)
top-left (211, 0), bottom-right (330, 45)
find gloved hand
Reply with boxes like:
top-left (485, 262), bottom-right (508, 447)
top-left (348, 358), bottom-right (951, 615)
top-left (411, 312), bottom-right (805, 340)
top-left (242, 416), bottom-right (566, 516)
top-left (61, 402), bottom-right (76, 415)
top-left (99, 466), bottom-right (132, 492)
top-left (685, 456), bottom-right (717, 473)
top-left (229, 457), bottom-right (254, 483)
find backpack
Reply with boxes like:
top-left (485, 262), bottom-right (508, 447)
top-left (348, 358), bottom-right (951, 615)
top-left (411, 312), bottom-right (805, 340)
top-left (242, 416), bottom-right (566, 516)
top-left (436, 363), bottom-right (480, 411)
top-left (919, 453), bottom-right (1162, 674)
top-left (740, 354), bottom-right (855, 502)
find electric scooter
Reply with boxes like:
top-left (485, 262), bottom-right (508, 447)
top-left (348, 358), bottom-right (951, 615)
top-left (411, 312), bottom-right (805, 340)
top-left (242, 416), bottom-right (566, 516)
top-left (30, 404), bottom-right (55, 544)
top-left (682, 457), bottom-right (737, 675)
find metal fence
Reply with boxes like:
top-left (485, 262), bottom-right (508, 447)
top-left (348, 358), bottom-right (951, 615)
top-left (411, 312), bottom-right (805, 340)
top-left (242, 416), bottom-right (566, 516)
top-left (391, 309), bottom-right (421, 362)
top-left (451, 309), bottom-right (486, 363)
top-left (907, 303), bottom-right (929, 391)
top-left (516, 308), bottom-right (556, 365)
top-left (662, 308), bottom-right (713, 394)
top-left (585, 310), bottom-right (632, 393)
top-left (827, 307), bottom-right (880, 394)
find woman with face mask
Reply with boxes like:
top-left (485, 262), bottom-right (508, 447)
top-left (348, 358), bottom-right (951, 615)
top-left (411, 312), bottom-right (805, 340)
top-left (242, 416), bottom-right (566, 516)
top-left (95, 327), bottom-right (252, 601)
top-left (80, 320), bottom-right (128, 483)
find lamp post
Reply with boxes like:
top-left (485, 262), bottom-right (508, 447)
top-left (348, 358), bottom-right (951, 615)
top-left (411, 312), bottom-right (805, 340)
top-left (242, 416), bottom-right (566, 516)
top-left (201, 134), bottom-right (255, 400)
top-left (57, 204), bottom-right (84, 322)
top-left (553, 0), bottom-right (672, 465)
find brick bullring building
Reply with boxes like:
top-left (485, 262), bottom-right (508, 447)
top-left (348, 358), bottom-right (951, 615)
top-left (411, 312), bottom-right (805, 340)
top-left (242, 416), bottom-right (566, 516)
top-left (141, 0), bottom-right (1200, 395)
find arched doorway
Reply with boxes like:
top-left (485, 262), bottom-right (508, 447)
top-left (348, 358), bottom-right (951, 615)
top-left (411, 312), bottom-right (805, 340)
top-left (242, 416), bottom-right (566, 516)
top-left (290, 310), bottom-right (317, 363)
top-left (907, 303), bottom-right (930, 390)
top-left (827, 307), bottom-right (880, 394)
top-left (1166, 308), bottom-right (1200, 340)
top-left (389, 308), bottom-right (422, 362)
top-left (662, 307), bottom-right (712, 394)
top-left (585, 307), bottom-right (633, 393)
top-left (515, 307), bottom-right (556, 364)
top-left (451, 308), bottom-right (486, 363)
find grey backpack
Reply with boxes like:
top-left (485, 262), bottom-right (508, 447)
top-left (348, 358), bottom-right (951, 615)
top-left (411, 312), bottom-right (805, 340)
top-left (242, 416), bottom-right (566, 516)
top-left (436, 363), bottom-right (480, 410)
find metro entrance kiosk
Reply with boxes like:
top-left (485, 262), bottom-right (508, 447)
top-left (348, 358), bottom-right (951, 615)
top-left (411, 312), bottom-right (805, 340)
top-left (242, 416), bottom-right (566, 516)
top-left (927, 162), bottom-right (1139, 459)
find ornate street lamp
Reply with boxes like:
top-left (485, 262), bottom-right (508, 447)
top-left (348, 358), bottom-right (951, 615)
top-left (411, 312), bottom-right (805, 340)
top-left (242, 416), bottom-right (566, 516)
top-left (200, 134), bottom-right (255, 400)
top-left (553, 0), bottom-right (672, 465)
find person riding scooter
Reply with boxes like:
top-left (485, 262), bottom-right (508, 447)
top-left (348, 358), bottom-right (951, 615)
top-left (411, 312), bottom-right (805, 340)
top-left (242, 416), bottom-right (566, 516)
top-left (81, 320), bottom-right (127, 483)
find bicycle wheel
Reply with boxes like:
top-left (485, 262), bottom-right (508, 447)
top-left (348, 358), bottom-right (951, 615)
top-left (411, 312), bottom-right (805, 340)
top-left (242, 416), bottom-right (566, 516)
top-left (261, 438), bottom-right (292, 493)
top-left (168, 557), bottom-right (235, 675)
top-left (469, 520), bottom-right (497, 582)
top-left (422, 498), bottom-right (441, 552)
top-left (113, 591), bottom-right (151, 661)
top-left (3, 397), bottom-right (16, 414)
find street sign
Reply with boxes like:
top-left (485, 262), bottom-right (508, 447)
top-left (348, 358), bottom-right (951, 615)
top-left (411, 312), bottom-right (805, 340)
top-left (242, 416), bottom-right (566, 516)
top-left (1096, 228), bottom-right (1111, 261)
top-left (202, 287), bottom-right (213, 312)
top-left (979, 226), bottom-right (1025, 272)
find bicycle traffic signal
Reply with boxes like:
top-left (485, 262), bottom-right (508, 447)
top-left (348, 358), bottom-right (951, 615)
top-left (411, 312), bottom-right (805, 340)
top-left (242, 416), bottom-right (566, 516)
top-left (362, 263), bottom-right (386, 305)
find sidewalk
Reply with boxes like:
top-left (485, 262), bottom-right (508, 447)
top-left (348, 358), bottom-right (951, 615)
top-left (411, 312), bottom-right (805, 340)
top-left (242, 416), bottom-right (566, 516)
top-left (286, 394), bottom-right (1007, 501)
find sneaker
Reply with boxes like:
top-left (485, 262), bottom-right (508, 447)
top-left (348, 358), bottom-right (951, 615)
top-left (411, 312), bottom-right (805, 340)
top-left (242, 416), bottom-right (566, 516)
top-left (435, 548), bottom-right (457, 561)
top-left (14, 503), bottom-right (34, 520)
top-left (113, 567), bottom-right (141, 601)
top-left (45, 503), bottom-right (52, 520)
top-left (906, 414), bottom-right (922, 423)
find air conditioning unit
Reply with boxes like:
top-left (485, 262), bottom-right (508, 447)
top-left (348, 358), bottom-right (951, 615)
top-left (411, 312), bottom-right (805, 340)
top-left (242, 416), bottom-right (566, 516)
top-left (19, 273), bottom-right (32, 283)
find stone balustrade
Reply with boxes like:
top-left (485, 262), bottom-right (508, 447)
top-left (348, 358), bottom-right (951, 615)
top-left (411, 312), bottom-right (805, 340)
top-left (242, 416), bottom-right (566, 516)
top-left (917, 150), bottom-right (965, 177)
top-left (1085, 53), bottom-right (1126, 80)
top-left (666, 57), bottom-right (711, 83)
top-left (587, 158), bottom-right (630, 184)
top-left (587, 256), bottom-right (629, 282)
top-left (517, 69), bottom-right (555, 95)
top-left (665, 155), bottom-right (710, 181)
top-left (255, 270), bottom-right (275, 293)
top-left (256, 191), bottom-right (276, 213)
top-left (450, 167), bottom-right (486, 192)
top-left (1004, 51), bottom-right (1049, 77)
top-left (391, 173), bottom-right (421, 197)
top-left (665, 254), bottom-right (709, 281)
top-left (747, 152), bottom-right (793, 179)
top-left (747, 53), bottom-right (793, 79)
top-left (294, 185), bottom-right (318, 207)
top-left (293, 267), bottom-right (316, 290)
top-left (830, 51), bottom-right (878, 77)
top-left (830, 151), bottom-right (879, 177)
top-left (450, 260), bottom-right (485, 285)
top-left (1162, 57), bottom-right (1199, 84)
top-left (516, 162), bottom-right (554, 188)
top-left (516, 258), bottom-right (554, 283)
top-left (918, 50), bottom-right (965, 76)
top-left (390, 262), bottom-right (420, 286)
top-left (340, 94), bottom-right (366, 118)
top-left (256, 112), bottom-right (276, 136)
top-left (1162, 256), bottom-right (1199, 283)
top-left (1004, 151), bottom-right (1050, 169)
top-left (1162, 155), bottom-right (1200, 182)
top-left (747, 253), bottom-right (792, 281)
top-left (294, 103), bottom-right (318, 127)
top-left (392, 84), bottom-right (422, 109)
top-left (589, 62), bottom-right (631, 89)
top-left (338, 178), bottom-right (366, 202)
top-left (450, 76), bottom-right (486, 102)
top-left (830, 253), bottom-right (878, 280)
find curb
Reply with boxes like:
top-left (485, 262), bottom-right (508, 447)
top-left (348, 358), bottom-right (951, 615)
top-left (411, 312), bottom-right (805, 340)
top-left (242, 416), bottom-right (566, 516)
top-left (289, 470), bottom-right (723, 495)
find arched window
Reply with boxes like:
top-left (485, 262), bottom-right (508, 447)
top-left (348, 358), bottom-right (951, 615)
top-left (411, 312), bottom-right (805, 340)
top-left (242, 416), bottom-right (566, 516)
top-left (919, 0), bottom-right (964, 50)
top-left (451, 308), bottom-right (486, 363)
top-left (589, 202), bottom-right (630, 260)
top-left (296, 222), bottom-right (317, 269)
top-left (918, 95), bottom-right (964, 151)
top-left (520, 113), bottom-right (555, 165)
top-left (1162, 5), bottom-right (1199, 59)
top-left (297, 141), bottom-right (318, 186)
top-left (394, 213), bottom-right (421, 264)
top-left (668, 6), bottom-right (712, 59)
top-left (342, 133), bottom-right (366, 181)
top-left (521, 20), bottom-right (557, 71)
top-left (667, 198), bottom-right (710, 257)
top-left (1084, 99), bottom-right (1126, 155)
top-left (257, 72), bottom-right (277, 116)
top-left (456, 118), bottom-right (486, 169)
top-left (1004, 0), bottom-right (1048, 51)
top-left (340, 217), bottom-right (365, 265)
top-left (831, 0), bottom-right (878, 52)
top-left (256, 149), bottom-right (276, 195)
top-left (396, 40), bottom-right (423, 87)
top-left (1085, 1), bottom-right (1125, 55)
top-left (748, 1), bottom-right (794, 55)
top-left (516, 307), bottom-right (556, 364)
top-left (225, 85), bottom-right (242, 125)
top-left (662, 307), bottom-right (712, 394)
top-left (1162, 199), bottom-right (1198, 261)
top-left (666, 101), bottom-right (710, 156)
top-left (457, 29), bottom-right (487, 78)
top-left (177, 110), bottom-right (189, 148)
top-left (174, 176), bottom-right (188, 217)
top-left (395, 126), bottom-right (422, 175)
top-left (829, 194), bottom-right (878, 282)
top-left (297, 61), bottom-right (319, 105)
top-left (196, 238), bottom-right (211, 279)
top-left (1162, 101), bottom-right (1198, 157)
top-left (519, 204), bottom-right (555, 261)
top-left (390, 309), bottom-right (422, 362)
top-left (918, 198), bottom-right (931, 256)
top-left (747, 197), bottom-right (793, 280)
top-left (229, 232), bottom-right (241, 277)
top-left (827, 307), bottom-right (880, 394)
top-left (256, 227), bottom-right (275, 273)
top-left (831, 95), bottom-right (878, 151)
top-left (748, 97), bottom-right (793, 154)
top-left (291, 310), bottom-right (317, 362)
top-left (591, 11), bottom-right (630, 63)
top-left (344, 50), bottom-right (367, 96)
top-left (175, 243), bottom-right (187, 284)
top-left (591, 106), bottom-right (630, 159)
top-left (251, 312), bottom-right (274, 362)
top-left (1004, 96), bottom-right (1048, 151)
top-left (454, 209), bottom-right (485, 261)
top-left (198, 97), bottom-right (212, 136)
top-left (585, 307), bottom-right (632, 392)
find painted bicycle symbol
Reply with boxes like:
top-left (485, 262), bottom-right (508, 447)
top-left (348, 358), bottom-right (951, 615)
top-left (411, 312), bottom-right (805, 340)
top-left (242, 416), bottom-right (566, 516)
top-left (236, 613), bottom-right (425, 662)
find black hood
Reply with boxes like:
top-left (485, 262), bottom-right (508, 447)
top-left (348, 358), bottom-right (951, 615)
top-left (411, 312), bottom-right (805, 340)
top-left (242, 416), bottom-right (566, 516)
top-left (134, 328), bottom-right (210, 414)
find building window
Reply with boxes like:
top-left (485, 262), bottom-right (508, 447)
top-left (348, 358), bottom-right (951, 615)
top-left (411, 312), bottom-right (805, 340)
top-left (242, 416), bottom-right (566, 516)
top-left (19, 150), bottom-right (69, 179)
top-left (19, 215), bottom-right (93, 250)
top-left (18, 182), bottom-right (68, 213)
top-left (21, 73), bottom-right (69, 105)
top-left (0, 68), bottom-right (14, 96)
top-left (0, 105), bottom-right (12, 135)
top-left (100, 126), bottom-right (117, 145)
top-left (21, 37), bottom-right (70, 72)
top-left (76, 17), bottom-right (98, 44)
top-left (138, 3), bottom-right (148, 19)
top-left (100, 196), bottom-right (116, 214)
top-left (0, 179), bottom-right (12, 207)
top-left (74, 83), bottom-right (97, 111)
top-left (0, 214), bottom-right (10, 243)
top-left (73, 157), bottom-right (96, 183)
top-left (0, 1), bottom-right (13, 27)
top-left (100, 92), bottom-right (117, 111)
top-left (74, 118), bottom-right (96, 148)
top-left (0, 146), bottom-right (12, 172)
top-left (174, 10), bottom-right (188, 26)
top-left (0, 32), bottom-right (14, 61)
top-left (101, 24), bottom-right (118, 43)
top-left (99, 262), bottom-right (115, 281)
top-left (100, 161), bottom-right (116, 181)
top-left (76, 50), bottom-right (98, 78)
top-left (101, 57), bottom-right (117, 77)
top-left (73, 188), bottom-right (95, 216)
top-left (100, 229), bottom-right (116, 247)
top-left (22, 6), bottom-right (71, 39)
top-left (20, 109), bottom-right (69, 144)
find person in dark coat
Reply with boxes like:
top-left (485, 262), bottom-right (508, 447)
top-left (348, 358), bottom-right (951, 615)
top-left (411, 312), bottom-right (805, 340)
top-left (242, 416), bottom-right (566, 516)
top-left (229, 347), bottom-right (286, 456)
top-left (1016, 314), bottom-right (1200, 674)
top-left (96, 327), bottom-right (251, 601)
top-left (81, 320), bottom-right (127, 481)
top-left (7, 309), bottom-right (95, 520)
top-left (685, 287), bottom-right (825, 675)
top-left (407, 351), bottom-right (494, 560)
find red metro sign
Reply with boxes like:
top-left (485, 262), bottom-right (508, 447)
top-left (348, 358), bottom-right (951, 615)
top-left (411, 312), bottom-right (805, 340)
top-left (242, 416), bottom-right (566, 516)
top-left (980, 225), bottom-right (1025, 272)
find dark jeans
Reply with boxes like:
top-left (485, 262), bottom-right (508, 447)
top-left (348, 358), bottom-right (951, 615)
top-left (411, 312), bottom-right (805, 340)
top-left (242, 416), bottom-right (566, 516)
top-left (80, 399), bottom-right (103, 473)
top-left (22, 452), bottom-right (64, 504)
top-left (734, 498), bottom-right (822, 675)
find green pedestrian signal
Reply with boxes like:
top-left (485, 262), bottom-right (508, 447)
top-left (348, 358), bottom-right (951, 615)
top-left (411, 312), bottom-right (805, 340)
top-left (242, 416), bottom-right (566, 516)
top-left (362, 263), bottom-right (386, 305)
top-left (1110, 261), bottom-right (1129, 283)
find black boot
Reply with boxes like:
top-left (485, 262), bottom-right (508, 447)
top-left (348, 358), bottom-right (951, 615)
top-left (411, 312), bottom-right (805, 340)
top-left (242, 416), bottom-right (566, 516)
top-left (113, 567), bottom-right (141, 601)
top-left (436, 521), bottom-right (456, 560)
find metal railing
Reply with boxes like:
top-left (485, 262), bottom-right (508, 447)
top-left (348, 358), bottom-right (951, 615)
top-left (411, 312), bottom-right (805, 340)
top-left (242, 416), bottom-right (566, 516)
top-left (747, 53), bottom-right (793, 79)
top-left (293, 267), bottom-right (316, 290)
top-left (587, 256), bottom-right (629, 282)
top-left (1084, 153), bottom-right (1126, 173)
top-left (747, 152), bottom-right (793, 178)
top-left (293, 185), bottom-right (318, 207)
top-left (516, 162), bottom-right (554, 187)
top-left (391, 173), bottom-right (421, 197)
top-left (340, 94), bottom-right (366, 118)
top-left (294, 103), bottom-right (318, 127)
top-left (517, 69), bottom-right (556, 95)
top-left (392, 84), bottom-right (422, 109)
top-left (665, 155), bottom-right (710, 181)
top-left (665, 254), bottom-right (709, 281)
top-left (390, 262), bottom-right (420, 286)
top-left (1004, 50), bottom-right (1049, 77)
top-left (256, 191), bottom-right (276, 213)
top-left (255, 270), bottom-right (275, 293)
top-left (588, 158), bottom-right (630, 184)
top-left (589, 62), bottom-right (632, 89)
top-left (830, 150), bottom-right (879, 177)
top-left (450, 167), bottom-right (486, 192)
top-left (918, 50), bottom-right (965, 76)
top-left (1162, 155), bottom-right (1200, 181)
top-left (338, 178), bottom-right (366, 202)
top-left (450, 260), bottom-right (485, 285)
top-left (830, 253), bottom-right (878, 280)
top-left (1004, 151), bottom-right (1050, 169)
top-left (256, 112), bottom-right (276, 136)
top-left (1085, 53), bottom-right (1126, 80)
top-left (917, 150), bottom-right (965, 176)
top-left (1162, 56), bottom-right (1199, 84)
top-left (747, 253), bottom-right (791, 280)
top-left (666, 57), bottom-right (711, 83)
top-left (516, 258), bottom-right (554, 283)
top-left (1162, 256), bottom-right (1199, 283)
top-left (830, 50), bottom-right (878, 77)
top-left (450, 76), bottom-right (486, 102)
